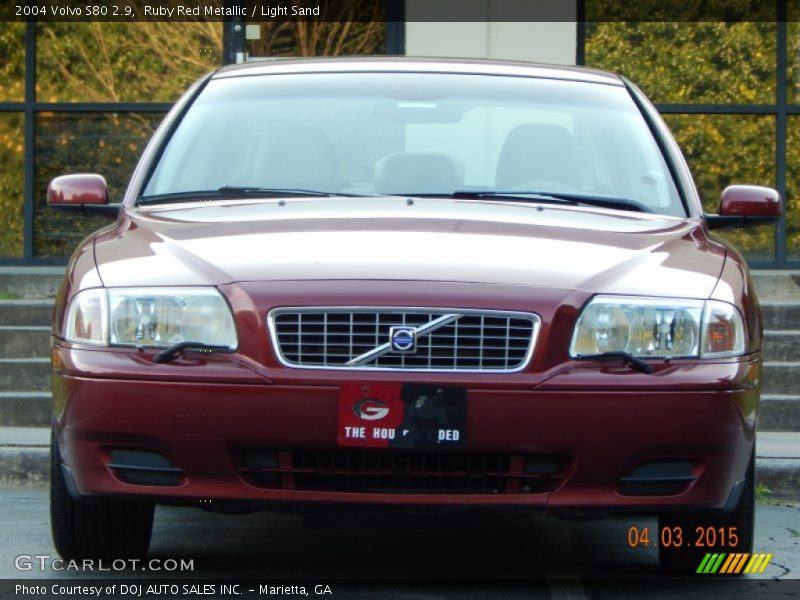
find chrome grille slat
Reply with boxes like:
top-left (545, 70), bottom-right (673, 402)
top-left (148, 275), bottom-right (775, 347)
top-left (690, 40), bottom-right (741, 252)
top-left (323, 312), bottom-right (328, 366)
top-left (505, 317), bottom-right (510, 366)
top-left (268, 307), bottom-right (540, 373)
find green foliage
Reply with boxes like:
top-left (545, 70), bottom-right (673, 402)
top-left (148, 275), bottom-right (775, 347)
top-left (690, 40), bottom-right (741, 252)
top-left (663, 114), bottom-right (776, 258)
top-left (37, 22), bottom-right (223, 103)
top-left (585, 22), bottom-right (775, 104)
top-left (584, 0), bottom-right (775, 23)
top-left (0, 23), bottom-right (224, 259)
top-left (34, 112), bottom-right (165, 258)
top-left (755, 483), bottom-right (772, 504)
top-left (30, 23), bottom-right (222, 257)
top-left (0, 114), bottom-right (24, 258)
top-left (0, 23), bottom-right (24, 102)
top-left (0, 19), bottom-right (387, 259)
top-left (586, 22), bottom-right (784, 259)
top-left (246, 0), bottom-right (385, 57)
top-left (785, 18), bottom-right (800, 260)
top-left (786, 120), bottom-right (800, 260)
top-left (0, 25), bottom-right (26, 257)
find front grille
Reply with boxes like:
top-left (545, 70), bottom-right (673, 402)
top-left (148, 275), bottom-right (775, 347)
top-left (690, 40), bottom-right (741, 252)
top-left (268, 308), bottom-right (539, 372)
top-left (236, 449), bottom-right (567, 495)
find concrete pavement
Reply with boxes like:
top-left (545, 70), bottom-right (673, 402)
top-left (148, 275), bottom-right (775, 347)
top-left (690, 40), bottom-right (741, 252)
top-left (0, 487), bottom-right (796, 596)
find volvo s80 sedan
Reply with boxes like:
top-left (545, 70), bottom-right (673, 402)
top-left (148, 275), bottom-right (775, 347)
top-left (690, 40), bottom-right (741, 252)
top-left (47, 58), bottom-right (781, 572)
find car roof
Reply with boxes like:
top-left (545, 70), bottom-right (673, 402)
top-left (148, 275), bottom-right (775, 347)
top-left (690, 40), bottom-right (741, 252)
top-left (213, 56), bottom-right (624, 86)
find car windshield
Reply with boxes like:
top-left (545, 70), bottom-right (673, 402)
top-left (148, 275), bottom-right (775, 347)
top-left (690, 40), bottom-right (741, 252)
top-left (142, 72), bottom-right (685, 217)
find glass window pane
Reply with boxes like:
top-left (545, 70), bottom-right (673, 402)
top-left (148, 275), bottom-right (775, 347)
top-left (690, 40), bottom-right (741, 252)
top-left (787, 22), bottom-right (800, 105)
top-left (0, 23), bottom-right (25, 102)
top-left (145, 73), bottom-right (684, 217)
top-left (0, 113), bottom-right (25, 257)
top-left (244, 0), bottom-right (385, 59)
top-left (36, 23), bottom-right (222, 103)
top-left (786, 3), bottom-right (800, 104)
top-left (585, 22), bottom-right (776, 104)
top-left (663, 114), bottom-right (776, 262)
top-left (34, 112), bottom-right (165, 258)
top-left (785, 116), bottom-right (800, 259)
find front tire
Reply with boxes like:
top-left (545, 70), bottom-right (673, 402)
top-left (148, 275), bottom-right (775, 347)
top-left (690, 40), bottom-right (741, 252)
top-left (50, 429), bottom-right (155, 560)
top-left (658, 448), bottom-right (755, 574)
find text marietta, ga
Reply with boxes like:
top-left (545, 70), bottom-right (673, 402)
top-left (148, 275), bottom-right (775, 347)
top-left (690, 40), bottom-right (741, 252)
top-left (143, 5), bottom-right (321, 18)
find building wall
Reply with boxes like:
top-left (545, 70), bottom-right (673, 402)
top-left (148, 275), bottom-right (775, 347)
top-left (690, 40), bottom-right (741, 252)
top-left (404, 0), bottom-right (577, 65)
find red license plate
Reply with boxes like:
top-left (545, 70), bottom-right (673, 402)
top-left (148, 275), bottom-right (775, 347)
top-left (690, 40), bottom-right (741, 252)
top-left (338, 382), bottom-right (467, 448)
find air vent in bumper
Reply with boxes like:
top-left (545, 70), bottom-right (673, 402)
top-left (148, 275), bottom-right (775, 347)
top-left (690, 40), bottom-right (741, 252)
top-left (236, 449), bottom-right (568, 495)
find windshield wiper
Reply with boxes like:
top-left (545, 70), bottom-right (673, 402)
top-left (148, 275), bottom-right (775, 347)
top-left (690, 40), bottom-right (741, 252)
top-left (396, 191), bottom-right (578, 207)
top-left (573, 351), bottom-right (655, 374)
top-left (217, 186), bottom-right (367, 197)
top-left (138, 187), bottom-right (367, 206)
top-left (153, 341), bottom-right (232, 364)
top-left (447, 190), bottom-right (654, 213)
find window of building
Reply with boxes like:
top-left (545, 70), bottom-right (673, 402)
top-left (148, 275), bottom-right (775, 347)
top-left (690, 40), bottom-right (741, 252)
top-left (0, 8), bottom-right (393, 263)
top-left (583, 11), bottom-right (795, 268)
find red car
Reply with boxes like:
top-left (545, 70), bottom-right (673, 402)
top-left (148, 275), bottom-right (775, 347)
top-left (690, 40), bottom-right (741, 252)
top-left (48, 58), bottom-right (781, 572)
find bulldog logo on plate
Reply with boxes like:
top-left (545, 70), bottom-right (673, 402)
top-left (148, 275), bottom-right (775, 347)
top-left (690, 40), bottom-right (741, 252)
top-left (389, 326), bottom-right (417, 353)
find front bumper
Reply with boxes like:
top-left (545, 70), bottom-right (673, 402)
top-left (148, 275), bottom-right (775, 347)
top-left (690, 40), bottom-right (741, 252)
top-left (52, 346), bottom-right (758, 515)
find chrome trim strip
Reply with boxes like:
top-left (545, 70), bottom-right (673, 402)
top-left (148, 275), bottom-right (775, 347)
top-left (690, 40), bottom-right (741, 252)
top-left (266, 306), bottom-right (541, 373)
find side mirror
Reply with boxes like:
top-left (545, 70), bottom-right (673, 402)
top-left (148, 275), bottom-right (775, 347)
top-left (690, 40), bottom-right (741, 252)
top-left (47, 174), bottom-right (119, 219)
top-left (706, 185), bottom-right (781, 230)
top-left (720, 185), bottom-right (781, 217)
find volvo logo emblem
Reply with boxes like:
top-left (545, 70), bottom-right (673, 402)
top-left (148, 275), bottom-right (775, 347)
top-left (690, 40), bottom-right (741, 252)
top-left (389, 326), bottom-right (417, 353)
top-left (353, 398), bottom-right (390, 421)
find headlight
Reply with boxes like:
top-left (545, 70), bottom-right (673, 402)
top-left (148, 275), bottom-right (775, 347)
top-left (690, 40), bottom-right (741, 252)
top-left (570, 295), bottom-right (745, 359)
top-left (64, 287), bottom-right (237, 349)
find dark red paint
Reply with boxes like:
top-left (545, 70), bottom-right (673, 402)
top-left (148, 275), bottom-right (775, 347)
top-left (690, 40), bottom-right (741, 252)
top-left (47, 173), bottom-right (109, 206)
top-left (720, 184), bottom-right (782, 217)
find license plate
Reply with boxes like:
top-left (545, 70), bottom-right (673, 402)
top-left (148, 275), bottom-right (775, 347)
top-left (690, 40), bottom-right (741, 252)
top-left (337, 383), bottom-right (467, 449)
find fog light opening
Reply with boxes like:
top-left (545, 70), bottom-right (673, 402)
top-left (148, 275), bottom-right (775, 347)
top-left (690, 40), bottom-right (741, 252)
top-left (107, 449), bottom-right (182, 486)
top-left (618, 460), bottom-right (697, 496)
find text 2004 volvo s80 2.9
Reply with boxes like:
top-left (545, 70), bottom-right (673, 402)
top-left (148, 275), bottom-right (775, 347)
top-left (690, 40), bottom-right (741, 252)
top-left (47, 58), bottom-right (781, 572)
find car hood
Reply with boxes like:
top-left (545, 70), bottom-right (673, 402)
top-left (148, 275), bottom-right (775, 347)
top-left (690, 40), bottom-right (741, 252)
top-left (94, 198), bottom-right (725, 298)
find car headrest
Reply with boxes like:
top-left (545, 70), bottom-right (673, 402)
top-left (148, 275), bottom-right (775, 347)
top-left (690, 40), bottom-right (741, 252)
top-left (374, 152), bottom-right (464, 196)
top-left (495, 123), bottom-right (579, 190)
